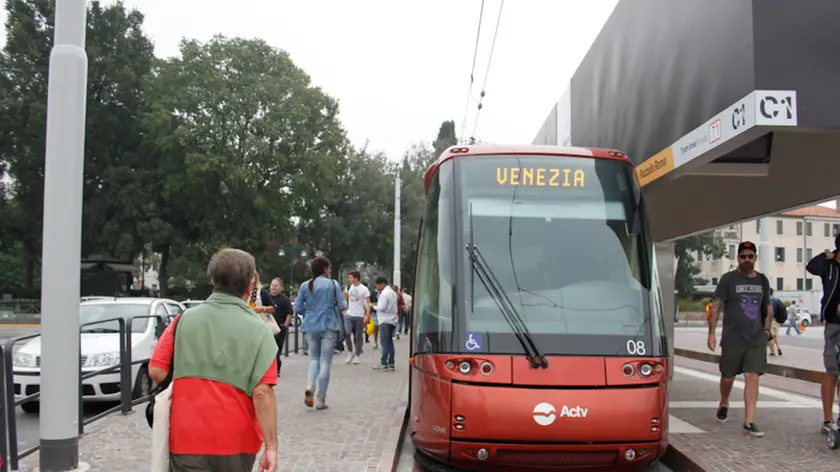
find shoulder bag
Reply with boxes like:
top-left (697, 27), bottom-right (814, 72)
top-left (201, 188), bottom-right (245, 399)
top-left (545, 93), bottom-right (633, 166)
top-left (256, 289), bottom-right (282, 335)
top-left (331, 279), bottom-right (347, 345)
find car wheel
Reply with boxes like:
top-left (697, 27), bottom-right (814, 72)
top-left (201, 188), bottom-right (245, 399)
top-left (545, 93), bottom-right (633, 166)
top-left (21, 401), bottom-right (39, 414)
top-left (133, 365), bottom-right (152, 399)
top-left (802, 319), bottom-right (810, 327)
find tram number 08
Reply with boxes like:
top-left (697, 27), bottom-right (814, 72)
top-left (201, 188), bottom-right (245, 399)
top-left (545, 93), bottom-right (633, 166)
top-left (625, 340), bottom-right (646, 356)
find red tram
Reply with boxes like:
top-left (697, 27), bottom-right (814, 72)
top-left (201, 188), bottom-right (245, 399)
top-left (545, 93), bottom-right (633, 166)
top-left (407, 145), bottom-right (669, 471)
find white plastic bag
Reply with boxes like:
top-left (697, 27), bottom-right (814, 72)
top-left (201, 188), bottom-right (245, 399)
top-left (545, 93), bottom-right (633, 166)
top-left (150, 382), bottom-right (173, 472)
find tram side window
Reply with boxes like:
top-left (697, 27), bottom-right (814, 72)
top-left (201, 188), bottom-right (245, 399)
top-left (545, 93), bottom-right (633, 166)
top-left (414, 171), bottom-right (453, 353)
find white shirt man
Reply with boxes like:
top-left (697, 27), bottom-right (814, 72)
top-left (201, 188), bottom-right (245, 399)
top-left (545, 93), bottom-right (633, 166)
top-left (344, 272), bottom-right (370, 364)
top-left (371, 279), bottom-right (399, 371)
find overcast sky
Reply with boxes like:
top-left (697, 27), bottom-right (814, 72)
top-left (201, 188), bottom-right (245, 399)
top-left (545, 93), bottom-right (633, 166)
top-left (0, 0), bottom-right (619, 159)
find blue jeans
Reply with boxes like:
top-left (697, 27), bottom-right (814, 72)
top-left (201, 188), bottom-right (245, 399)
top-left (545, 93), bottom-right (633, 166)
top-left (302, 331), bottom-right (309, 352)
top-left (306, 331), bottom-right (338, 401)
top-left (379, 323), bottom-right (396, 366)
top-left (786, 317), bottom-right (801, 335)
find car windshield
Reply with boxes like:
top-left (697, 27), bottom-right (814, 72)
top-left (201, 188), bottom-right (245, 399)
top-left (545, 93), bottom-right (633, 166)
top-left (79, 303), bottom-right (151, 333)
top-left (456, 154), bottom-right (660, 356)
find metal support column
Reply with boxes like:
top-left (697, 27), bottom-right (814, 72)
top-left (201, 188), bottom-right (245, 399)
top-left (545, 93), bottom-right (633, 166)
top-left (758, 217), bottom-right (773, 285)
top-left (655, 241), bottom-right (676, 381)
top-left (38, 0), bottom-right (89, 469)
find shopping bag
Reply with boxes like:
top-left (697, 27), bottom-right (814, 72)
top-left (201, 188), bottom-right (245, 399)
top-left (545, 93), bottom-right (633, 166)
top-left (366, 318), bottom-right (375, 336)
top-left (150, 382), bottom-right (173, 472)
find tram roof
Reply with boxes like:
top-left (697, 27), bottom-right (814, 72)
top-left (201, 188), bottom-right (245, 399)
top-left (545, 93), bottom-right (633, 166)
top-left (424, 144), bottom-right (631, 194)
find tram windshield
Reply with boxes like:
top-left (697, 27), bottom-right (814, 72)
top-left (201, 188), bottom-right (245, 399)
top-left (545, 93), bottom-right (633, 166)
top-left (455, 154), bottom-right (663, 357)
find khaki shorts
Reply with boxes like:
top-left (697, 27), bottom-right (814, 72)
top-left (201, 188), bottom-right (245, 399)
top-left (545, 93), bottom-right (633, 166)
top-left (769, 321), bottom-right (780, 338)
top-left (823, 323), bottom-right (840, 376)
top-left (720, 339), bottom-right (767, 379)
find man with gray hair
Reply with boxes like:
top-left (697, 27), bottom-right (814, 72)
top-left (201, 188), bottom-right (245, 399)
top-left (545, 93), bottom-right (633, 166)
top-left (150, 248), bottom-right (279, 472)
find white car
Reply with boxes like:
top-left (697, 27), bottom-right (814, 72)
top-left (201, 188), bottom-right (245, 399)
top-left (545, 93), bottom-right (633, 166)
top-left (12, 297), bottom-right (185, 414)
top-left (182, 300), bottom-right (204, 310)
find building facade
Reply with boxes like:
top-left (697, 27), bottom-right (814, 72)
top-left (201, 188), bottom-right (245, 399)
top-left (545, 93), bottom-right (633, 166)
top-left (696, 206), bottom-right (840, 292)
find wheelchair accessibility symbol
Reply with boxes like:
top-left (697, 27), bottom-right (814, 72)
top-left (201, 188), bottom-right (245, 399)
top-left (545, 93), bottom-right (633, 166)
top-left (465, 332), bottom-right (483, 351)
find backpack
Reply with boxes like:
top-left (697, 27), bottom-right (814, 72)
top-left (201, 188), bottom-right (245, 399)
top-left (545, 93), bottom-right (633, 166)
top-left (772, 298), bottom-right (788, 325)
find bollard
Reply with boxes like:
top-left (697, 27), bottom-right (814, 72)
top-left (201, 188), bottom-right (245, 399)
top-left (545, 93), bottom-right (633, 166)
top-left (119, 323), bottom-right (131, 415)
top-left (294, 327), bottom-right (299, 354)
top-left (284, 328), bottom-right (290, 358)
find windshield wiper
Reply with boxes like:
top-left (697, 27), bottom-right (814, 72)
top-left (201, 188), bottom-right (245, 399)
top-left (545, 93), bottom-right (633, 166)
top-left (466, 242), bottom-right (548, 369)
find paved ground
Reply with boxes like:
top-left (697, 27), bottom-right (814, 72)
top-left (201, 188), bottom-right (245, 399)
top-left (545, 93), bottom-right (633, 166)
top-left (673, 328), bottom-right (840, 471)
top-left (676, 325), bottom-right (824, 371)
top-left (17, 336), bottom-right (410, 472)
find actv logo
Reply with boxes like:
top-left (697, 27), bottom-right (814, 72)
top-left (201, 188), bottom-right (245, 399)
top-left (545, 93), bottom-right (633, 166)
top-left (532, 403), bottom-right (588, 426)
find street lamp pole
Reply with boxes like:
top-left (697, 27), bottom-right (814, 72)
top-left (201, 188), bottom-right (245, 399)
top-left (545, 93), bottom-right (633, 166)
top-left (39, 0), bottom-right (89, 469)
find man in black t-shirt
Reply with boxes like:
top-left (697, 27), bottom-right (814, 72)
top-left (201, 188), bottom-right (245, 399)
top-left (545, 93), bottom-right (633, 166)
top-left (267, 277), bottom-right (294, 375)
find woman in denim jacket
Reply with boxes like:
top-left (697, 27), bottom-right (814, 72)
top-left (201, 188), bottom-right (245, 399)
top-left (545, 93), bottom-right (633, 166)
top-left (294, 256), bottom-right (347, 409)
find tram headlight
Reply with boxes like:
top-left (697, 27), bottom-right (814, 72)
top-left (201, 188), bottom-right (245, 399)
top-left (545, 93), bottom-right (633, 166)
top-left (479, 362), bottom-right (494, 376)
top-left (621, 363), bottom-right (635, 377)
top-left (624, 449), bottom-right (636, 461)
top-left (458, 361), bottom-right (472, 375)
top-left (639, 363), bottom-right (653, 377)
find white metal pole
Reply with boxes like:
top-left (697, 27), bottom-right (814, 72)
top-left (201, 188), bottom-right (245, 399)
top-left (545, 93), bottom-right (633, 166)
top-left (393, 172), bottom-right (401, 288)
top-left (758, 217), bottom-right (773, 283)
top-left (39, 0), bottom-right (89, 469)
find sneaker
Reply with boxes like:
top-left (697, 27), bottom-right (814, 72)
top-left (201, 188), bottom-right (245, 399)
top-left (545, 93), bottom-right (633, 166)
top-left (302, 350), bottom-right (309, 356)
top-left (345, 354), bottom-right (354, 364)
top-left (304, 388), bottom-right (314, 408)
top-left (822, 421), bottom-right (834, 434)
top-left (743, 423), bottom-right (764, 437)
top-left (315, 399), bottom-right (329, 410)
top-left (372, 365), bottom-right (389, 372)
top-left (778, 349), bottom-right (783, 356)
top-left (716, 406), bottom-right (729, 423)
top-left (373, 343), bottom-right (379, 350)
top-left (395, 333), bottom-right (400, 340)
top-left (351, 356), bottom-right (360, 365)
top-left (388, 364), bottom-right (395, 371)
top-left (769, 351), bottom-right (776, 356)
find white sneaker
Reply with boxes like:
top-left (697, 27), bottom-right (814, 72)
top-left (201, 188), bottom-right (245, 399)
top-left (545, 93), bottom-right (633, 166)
top-left (351, 356), bottom-right (360, 365)
top-left (345, 354), bottom-right (354, 364)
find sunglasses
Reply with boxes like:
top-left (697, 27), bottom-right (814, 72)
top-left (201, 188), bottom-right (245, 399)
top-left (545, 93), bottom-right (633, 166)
top-left (738, 253), bottom-right (756, 260)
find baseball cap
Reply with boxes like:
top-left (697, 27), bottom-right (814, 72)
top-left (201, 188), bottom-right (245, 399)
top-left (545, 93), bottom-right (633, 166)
top-left (737, 241), bottom-right (757, 254)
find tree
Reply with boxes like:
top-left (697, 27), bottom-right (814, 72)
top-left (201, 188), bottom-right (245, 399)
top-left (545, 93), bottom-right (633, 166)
top-left (675, 232), bottom-right (726, 297)
top-left (143, 36), bottom-right (349, 294)
top-left (397, 120), bottom-right (457, 290)
top-left (0, 0), bottom-right (158, 289)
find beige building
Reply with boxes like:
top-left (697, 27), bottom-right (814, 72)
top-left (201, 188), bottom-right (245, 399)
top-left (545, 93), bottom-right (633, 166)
top-left (696, 205), bottom-right (840, 292)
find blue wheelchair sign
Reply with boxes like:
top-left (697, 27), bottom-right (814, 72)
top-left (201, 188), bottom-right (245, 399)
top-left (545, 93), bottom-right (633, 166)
top-left (465, 332), bottom-right (483, 351)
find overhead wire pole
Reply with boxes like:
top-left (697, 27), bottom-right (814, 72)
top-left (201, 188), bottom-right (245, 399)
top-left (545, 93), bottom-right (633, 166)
top-left (39, 0), bottom-right (89, 470)
top-left (393, 172), bottom-right (401, 288)
top-left (470, 0), bottom-right (505, 145)
top-left (460, 0), bottom-right (485, 144)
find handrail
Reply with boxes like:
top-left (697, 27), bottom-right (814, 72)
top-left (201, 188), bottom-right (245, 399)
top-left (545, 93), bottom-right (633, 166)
top-left (124, 315), bottom-right (164, 414)
top-left (4, 317), bottom-right (130, 471)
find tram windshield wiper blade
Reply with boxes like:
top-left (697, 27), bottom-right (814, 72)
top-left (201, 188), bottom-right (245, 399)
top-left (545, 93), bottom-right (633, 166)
top-left (466, 243), bottom-right (548, 369)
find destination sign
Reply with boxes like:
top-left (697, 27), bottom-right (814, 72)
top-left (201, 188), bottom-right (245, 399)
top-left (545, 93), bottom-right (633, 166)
top-left (496, 167), bottom-right (584, 188)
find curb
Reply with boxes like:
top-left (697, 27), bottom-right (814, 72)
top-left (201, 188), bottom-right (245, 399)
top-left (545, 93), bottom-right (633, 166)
top-left (661, 442), bottom-right (707, 471)
top-left (675, 347), bottom-right (824, 383)
top-left (0, 324), bottom-right (40, 328)
top-left (380, 381), bottom-right (410, 472)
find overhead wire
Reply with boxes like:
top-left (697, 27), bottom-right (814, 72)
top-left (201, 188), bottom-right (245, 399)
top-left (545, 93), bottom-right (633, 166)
top-left (469, 0), bottom-right (504, 145)
top-left (460, 0), bottom-right (486, 144)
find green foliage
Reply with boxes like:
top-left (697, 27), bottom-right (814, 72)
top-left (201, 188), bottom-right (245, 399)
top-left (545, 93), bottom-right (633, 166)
top-left (0, 1), bottom-right (445, 298)
top-left (675, 232), bottom-right (726, 298)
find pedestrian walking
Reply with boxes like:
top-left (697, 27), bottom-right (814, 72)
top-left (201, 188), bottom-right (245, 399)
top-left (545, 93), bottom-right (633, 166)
top-left (148, 248), bottom-right (279, 472)
top-left (707, 241), bottom-right (771, 437)
top-left (294, 256), bottom-right (347, 409)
